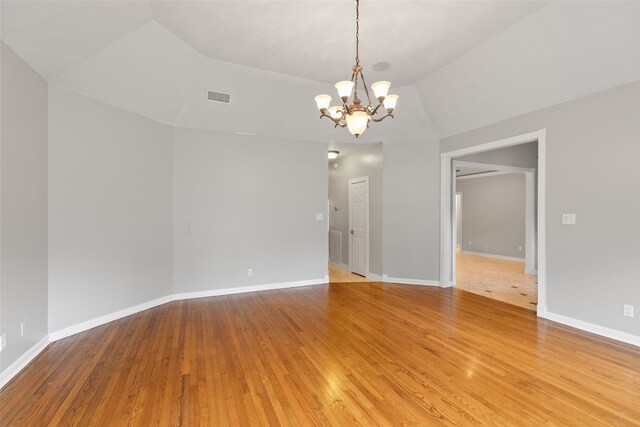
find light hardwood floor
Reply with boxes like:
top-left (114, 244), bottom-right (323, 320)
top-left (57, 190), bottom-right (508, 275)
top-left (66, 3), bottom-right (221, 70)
top-left (328, 264), bottom-right (371, 283)
top-left (456, 250), bottom-right (538, 310)
top-left (1, 282), bottom-right (639, 425)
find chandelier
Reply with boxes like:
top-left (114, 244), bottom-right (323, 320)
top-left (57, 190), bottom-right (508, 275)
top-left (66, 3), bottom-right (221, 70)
top-left (314, 0), bottom-right (398, 138)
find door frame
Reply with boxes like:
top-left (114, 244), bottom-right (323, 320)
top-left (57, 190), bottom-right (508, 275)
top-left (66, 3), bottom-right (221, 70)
top-left (348, 176), bottom-right (370, 277)
top-left (440, 129), bottom-right (547, 316)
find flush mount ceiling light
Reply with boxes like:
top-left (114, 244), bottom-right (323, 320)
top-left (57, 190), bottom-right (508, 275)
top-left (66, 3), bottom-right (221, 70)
top-left (314, 0), bottom-right (398, 138)
top-left (328, 150), bottom-right (340, 160)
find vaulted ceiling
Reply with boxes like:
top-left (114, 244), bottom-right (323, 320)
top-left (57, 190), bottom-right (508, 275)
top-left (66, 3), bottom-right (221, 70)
top-left (2, 1), bottom-right (639, 142)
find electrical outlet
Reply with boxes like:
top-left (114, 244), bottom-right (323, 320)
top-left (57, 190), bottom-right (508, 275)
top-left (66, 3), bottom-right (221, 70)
top-left (562, 213), bottom-right (576, 225)
top-left (248, 268), bottom-right (253, 277)
top-left (624, 305), bottom-right (634, 318)
top-left (518, 246), bottom-right (523, 252)
top-left (316, 213), bottom-right (323, 221)
top-left (0, 334), bottom-right (6, 352)
top-left (468, 241), bottom-right (472, 246)
top-left (21, 322), bottom-right (24, 337)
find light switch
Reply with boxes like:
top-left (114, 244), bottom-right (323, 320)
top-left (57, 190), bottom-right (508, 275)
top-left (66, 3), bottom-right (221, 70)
top-left (562, 213), bottom-right (576, 225)
top-left (316, 213), bottom-right (323, 221)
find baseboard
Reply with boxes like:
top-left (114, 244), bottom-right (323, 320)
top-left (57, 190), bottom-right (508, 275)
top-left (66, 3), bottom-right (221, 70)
top-left (366, 272), bottom-right (382, 281)
top-left (382, 274), bottom-right (439, 286)
top-left (172, 278), bottom-right (326, 301)
top-left (0, 335), bottom-right (50, 390)
top-left (544, 311), bottom-right (640, 347)
top-left (463, 250), bottom-right (525, 262)
top-left (49, 295), bottom-right (173, 342)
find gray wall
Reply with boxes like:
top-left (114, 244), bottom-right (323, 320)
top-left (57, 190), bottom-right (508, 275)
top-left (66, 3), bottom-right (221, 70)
top-left (328, 145), bottom-right (383, 276)
top-left (0, 43), bottom-right (49, 371)
top-left (383, 141), bottom-right (440, 281)
top-left (48, 86), bottom-right (173, 332)
top-left (458, 141), bottom-right (538, 168)
top-left (442, 80), bottom-right (640, 337)
top-left (173, 127), bottom-right (328, 293)
top-left (457, 173), bottom-right (525, 259)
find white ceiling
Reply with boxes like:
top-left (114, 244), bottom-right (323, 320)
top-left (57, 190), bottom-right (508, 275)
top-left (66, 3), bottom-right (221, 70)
top-left (149, 0), bottom-right (549, 85)
top-left (0, 1), bottom-right (548, 85)
top-left (2, 1), bottom-right (639, 142)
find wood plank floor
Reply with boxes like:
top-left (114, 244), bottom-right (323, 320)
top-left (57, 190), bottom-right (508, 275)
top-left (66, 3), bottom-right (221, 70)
top-left (1, 283), bottom-right (639, 426)
top-left (456, 250), bottom-right (538, 310)
top-left (328, 264), bottom-right (370, 283)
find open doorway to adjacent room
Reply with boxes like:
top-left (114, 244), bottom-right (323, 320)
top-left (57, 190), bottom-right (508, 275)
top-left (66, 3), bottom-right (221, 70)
top-left (441, 131), bottom-right (546, 314)
top-left (327, 141), bottom-right (383, 283)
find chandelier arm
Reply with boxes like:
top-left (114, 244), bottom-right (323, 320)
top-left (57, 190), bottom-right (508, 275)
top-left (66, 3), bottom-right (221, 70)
top-left (370, 102), bottom-right (385, 116)
top-left (370, 113), bottom-right (395, 123)
top-left (319, 112), bottom-right (345, 125)
top-left (358, 70), bottom-right (374, 108)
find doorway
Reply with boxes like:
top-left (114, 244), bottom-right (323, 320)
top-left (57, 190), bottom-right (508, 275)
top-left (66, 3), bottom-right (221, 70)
top-left (440, 130), bottom-right (547, 316)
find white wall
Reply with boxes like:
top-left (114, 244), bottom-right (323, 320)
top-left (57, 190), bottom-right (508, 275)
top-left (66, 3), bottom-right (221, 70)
top-left (328, 145), bottom-right (383, 276)
top-left (383, 141), bottom-right (440, 282)
top-left (442, 80), bottom-right (640, 338)
top-left (172, 127), bottom-right (328, 293)
top-left (0, 42), bottom-right (49, 371)
top-left (48, 86), bottom-right (173, 333)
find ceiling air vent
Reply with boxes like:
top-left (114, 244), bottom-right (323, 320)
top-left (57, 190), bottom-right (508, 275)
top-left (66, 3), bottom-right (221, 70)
top-left (206, 90), bottom-right (231, 104)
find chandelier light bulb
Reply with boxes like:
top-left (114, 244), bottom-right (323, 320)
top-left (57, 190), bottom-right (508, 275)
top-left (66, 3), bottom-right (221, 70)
top-left (328, 150), bottom-right (340, 160)
top-left (345, 110), bottom-right (369, 137)
top-left (371, 81), bottom-right (391, 100)
top-left (315, 94), bottom-right (332, 110)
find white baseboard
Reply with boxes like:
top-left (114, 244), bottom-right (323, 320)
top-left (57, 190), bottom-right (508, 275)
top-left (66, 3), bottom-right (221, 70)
top-left (544, 311), bottom-right (640, 347)
top-left (382, 274), bottom-right (439, 286)
top-left (49, 295), bottom-right (173, 342)
top-left (463, 250), bottom-right (525, 262)
top-left (172, 278), bottom-right (326, 301)
top-left (0, 335), bottom-right (50, 389)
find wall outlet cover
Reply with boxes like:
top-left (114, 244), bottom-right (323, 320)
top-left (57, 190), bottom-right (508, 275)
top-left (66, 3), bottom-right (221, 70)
top-left (0, 334), bottom-right (6, 352)
top-left (562, 213), bottom-right (576, 225)
top-left (624, 305), bottom-right (634, 318)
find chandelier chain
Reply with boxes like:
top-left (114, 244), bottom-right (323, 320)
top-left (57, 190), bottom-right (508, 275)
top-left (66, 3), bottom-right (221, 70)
top-left (355, 0), bottom-right (360, 65)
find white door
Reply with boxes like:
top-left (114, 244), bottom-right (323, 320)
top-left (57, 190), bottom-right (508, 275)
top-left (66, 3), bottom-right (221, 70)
top-left (349, 177), bottom-right (369, 277)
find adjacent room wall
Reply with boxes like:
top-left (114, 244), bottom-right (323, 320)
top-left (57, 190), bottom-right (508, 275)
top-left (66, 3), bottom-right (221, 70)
top-left (172, 127), bottom-right (328, 293)
top-left (328, 145), bottom-right (383, 276)
top-left (48, 85), bottom-right (173, 333)
top-left (0, 42), bottom-right (49, 371)
top-left (441, 80), bottom-right (640, 338)
top-left (458, 142), bottom-right (538, 169)
top-left (457, 173), bottom-right (525, 259)
top-left (383, 141), bottom-right (440, 282)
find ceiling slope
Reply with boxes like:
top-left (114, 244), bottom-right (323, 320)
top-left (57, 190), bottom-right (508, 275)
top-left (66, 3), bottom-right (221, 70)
top-left (53, 21), bottom-right (436, 143)
top-left (416, 1), bottom-right (640, 138)
top-left (0, 1), bottom-right (152, 81)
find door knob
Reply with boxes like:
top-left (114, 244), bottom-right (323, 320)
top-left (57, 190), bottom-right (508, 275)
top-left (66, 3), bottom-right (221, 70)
top-left (350, 230), bottom-right (354, 234)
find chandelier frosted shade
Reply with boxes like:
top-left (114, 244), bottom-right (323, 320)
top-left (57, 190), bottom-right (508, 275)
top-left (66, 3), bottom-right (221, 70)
top-left (371, 81), bottom-right (391, 99)
top-left (314, 94), bottom-right (332, 110)
top-left (345, 110), bottom-right (369, 137)
top-left (383, 94), bottom-right (399, 110)
top-left (313, 0), bottom-right (398, 138)
top-left (335, 81), bottom-right (355, 98)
